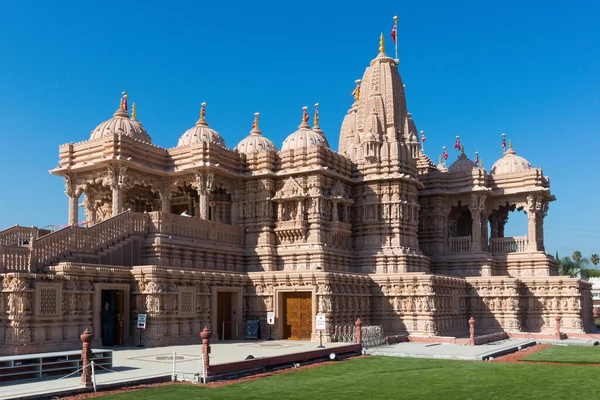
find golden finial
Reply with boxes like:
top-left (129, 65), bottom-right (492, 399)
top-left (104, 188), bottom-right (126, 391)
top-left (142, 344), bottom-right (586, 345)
top-left (508, 139), bottom-right (513, 149)
top-left (461, 143), bottom-right (465, 154)
top-left (302, 106), bottom-right (309, 123)
top-left (393, 15), bottom-right (398, 22)
top-left (379, 32), bottom-right (385, 53)
top-left (480, 158), bottom-right (484, 168)
top-left (200, 102), bottom-right (206, 120)
top-left (353, 79), bottom-right (361, 102)
top-left (252, 112), bottom-right (260, 130)
top-left (314, 103), bottom-right (320, 127)
top-left (119, 97), bottom-right (123, 109)
top-left (132, 102), bottom-right (137, 119)
top-left (439, 155), bottom-right (443, 163)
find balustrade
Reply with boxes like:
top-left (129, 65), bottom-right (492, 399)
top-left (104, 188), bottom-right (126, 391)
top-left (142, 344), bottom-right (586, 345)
top-left (0, 246), bottom-right (31, 272)
top-left (448, 236), bottom-right (471, 253)
top-left (0, 226), bottom-right (39, 247)
top-left (489, 236), bottom-right (528, 254)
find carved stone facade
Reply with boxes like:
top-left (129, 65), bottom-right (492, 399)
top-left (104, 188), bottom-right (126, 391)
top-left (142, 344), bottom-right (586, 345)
top-left (0, 39), bottom-right (593, 355)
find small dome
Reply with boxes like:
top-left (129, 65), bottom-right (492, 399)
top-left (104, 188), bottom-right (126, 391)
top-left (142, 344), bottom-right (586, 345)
top-left (235, 124), bottom-right (277, 154)
top-left (90, 104), bottom-right (151, 143)
top-left (448, 152), bottom-right (477, 173)
top-left (178, 108), bottom-right (225, 148)
top-left (490, 143), bottom-right (532, 175)
top-left (281, 120), bottom-right (329, 151)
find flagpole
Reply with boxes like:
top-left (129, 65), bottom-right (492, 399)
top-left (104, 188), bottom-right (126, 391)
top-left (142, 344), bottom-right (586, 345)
top-left (420, 130), bottom-right (425, 153)
top-left (393, 16), bottom-right (399, 61)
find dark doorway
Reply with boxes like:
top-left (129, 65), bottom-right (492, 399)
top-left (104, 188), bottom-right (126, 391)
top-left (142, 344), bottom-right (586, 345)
top-left (217, 292), bottom-right (233, 341)
top-left (101, 290), bottom-right (124, 346)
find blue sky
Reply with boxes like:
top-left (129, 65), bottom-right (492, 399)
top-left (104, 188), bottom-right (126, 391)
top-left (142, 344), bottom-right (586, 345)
top-left (0, 1), bottom-right (598, 259)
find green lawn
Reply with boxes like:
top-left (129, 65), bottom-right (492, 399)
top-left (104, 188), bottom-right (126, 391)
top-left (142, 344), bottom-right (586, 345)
top-left (522, 345), bottom-right (600, 364)
top-left (102, 356), bottom-right (600, 400)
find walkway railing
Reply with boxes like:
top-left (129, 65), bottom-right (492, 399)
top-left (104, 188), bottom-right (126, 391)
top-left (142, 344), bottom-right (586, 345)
top-left (330, 323), bottom-right (385, 348)
top-left (0, 226), bottom-right (39, 246)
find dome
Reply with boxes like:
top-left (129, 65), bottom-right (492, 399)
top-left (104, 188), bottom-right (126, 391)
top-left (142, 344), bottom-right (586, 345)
top-left (177, 105), bottom-right (226, 148)
top-left (490, 143), bottom-right (532, 175)
top-left (448, 152), bottom-right (477, 173)
top-left (90, 102), bottom-right (151, 143)
top-left (235, 114), bottom-right (277, 154)
top-left (281, 108), bottom-right (329, 151)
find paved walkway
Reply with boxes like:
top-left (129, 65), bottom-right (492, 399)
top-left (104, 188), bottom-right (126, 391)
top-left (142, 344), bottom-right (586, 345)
top-left (366, 338), bottom-right (536, 361)
top-left (0, 340), bottom-right (350, 400)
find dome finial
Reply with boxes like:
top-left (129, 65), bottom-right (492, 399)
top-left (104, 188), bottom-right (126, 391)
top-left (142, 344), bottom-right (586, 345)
top-left (379, 32), bottom-right (385, 53)
top-left (299, 106), bottom-right (310, 128)
top-left (508, 139), bottom-right (513, 149)
top-left (122, 91), bottom-right (128, 112)
top-left (251, 112), bottom-right (260, 133)
top-left (352, 79), bottom-right (361, 102)
top-left (461, 143), bottom-right (465, 154)
top-left (314, 103), bottom-right (320, 127)
top-left (197, 102), bottom-right (208, 126)
top-left (131, 102), bottom-right (137, 119)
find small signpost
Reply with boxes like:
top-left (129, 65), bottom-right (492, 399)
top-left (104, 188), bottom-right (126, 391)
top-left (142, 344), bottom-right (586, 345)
top-left (244, 317), bottom-right (260, 340)
top-left (316, 314), bottom-right (326, 348)
top-left (267, 312), bottom-right (275, 340)
top-left (137, 314), bottom-right (147, 347)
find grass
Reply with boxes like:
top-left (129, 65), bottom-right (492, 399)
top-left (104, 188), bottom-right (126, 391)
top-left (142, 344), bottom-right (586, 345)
top-left (522, 345), bottom-right (600, 364)
top-left (101, 355), bottom-right (600, 400)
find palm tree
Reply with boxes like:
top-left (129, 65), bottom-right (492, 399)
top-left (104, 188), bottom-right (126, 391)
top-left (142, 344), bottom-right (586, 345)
top-left (558, 256), bottom-right (581, 278)
top-left (572, 250), bottom-right (582, 263)
top-left (591, 254), bottom-right (599, 267)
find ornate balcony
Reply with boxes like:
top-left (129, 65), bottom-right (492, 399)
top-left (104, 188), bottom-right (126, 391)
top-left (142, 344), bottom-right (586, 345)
top-left (275, 219), bottom-right (308, 242)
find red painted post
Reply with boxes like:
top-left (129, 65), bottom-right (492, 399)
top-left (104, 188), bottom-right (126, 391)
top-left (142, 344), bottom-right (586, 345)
top-left (80, 328), bottom-right (93, 387)
top-left (201, 326), bottom-right (211, 375)
top-left (555, 315), bottom-right (562, 340)
top-left (468, 317), bottom-right (475, 346)
top-left (355, 318), bottom-right (362, 346)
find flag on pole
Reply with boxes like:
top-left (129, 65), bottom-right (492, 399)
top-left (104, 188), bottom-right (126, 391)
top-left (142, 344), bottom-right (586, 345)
top-left (200, 102), bottom-right (206, 120)
top-left (252, 112), bottom-right (259, 130)
top-left (391, 21), bottom-right (397, 45)
top-left (421, 130), bottom-right (426, 143)
top-left (122, 91), bottom-right (128, 112)
top-left (501, 133), bottom-right (506, 149)
top-left (475, 152), bottom-right (479, 166)
top-left (443, 146), bottom-right (448, 161)
top-left (454, 135), bottom-right (461, 150)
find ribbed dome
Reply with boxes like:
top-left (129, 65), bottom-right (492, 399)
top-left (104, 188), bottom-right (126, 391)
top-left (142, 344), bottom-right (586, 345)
top-left (281, 121), bottom-right (329, 151)
top-left (235, 126), bottom-right (277, 154)
top-left (490, 144), bottom-right (532, 175)
top-left (448, 152), bottom-right (477, 173)
top-left (177, 111), bottom-right (225, 148)
top-left (90, 105), bottom-right (151, 143)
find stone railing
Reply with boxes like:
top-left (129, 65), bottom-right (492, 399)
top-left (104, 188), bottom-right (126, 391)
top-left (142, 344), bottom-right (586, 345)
top-left (0, 226), bottom-right (39, 247)
top-left (148, 212), bottom-right (244, 246)
top-left (490, 236), bottom-right (528, 254)
top-left (448, 236), bottom-right (471, 253)
top-left (0, 246), bottom-right (31, 273)
top-left (29, 210), bottom-right (149, 269)
top-left (274, 219), bottom-right (308, 242)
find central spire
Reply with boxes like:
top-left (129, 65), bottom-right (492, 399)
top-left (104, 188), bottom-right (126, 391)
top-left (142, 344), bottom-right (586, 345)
top-left (379, 32), bottom-right (385, 54)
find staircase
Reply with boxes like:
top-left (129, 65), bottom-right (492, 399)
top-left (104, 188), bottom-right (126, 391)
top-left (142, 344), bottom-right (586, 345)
top-left (0, 210), bottom-right (149, 273)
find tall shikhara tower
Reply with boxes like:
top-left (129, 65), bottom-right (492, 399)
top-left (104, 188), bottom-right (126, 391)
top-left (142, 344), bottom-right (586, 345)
top-left (339, 34), bottom-right (427, 274)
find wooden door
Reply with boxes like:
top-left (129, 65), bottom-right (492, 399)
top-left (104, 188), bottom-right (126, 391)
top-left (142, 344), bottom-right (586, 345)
top-left (283, 292), bottom-right (312, 340)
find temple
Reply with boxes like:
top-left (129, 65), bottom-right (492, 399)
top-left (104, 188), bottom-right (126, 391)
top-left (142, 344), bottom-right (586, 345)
top-left (0, 34), bottom-right (593, 355)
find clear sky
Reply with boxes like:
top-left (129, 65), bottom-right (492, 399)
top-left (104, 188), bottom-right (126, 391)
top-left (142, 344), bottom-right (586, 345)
top-left (0, 0), bottom-right (598, 259)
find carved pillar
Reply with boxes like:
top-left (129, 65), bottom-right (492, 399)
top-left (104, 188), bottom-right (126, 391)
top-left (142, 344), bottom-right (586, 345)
top-left (159, 182), bottom-right (172, 214)
top-left (468, 317), bottom-right (475, 346)
top-left (109, 166), bottom-right (127, 216)
top-left (537, 202), bottom-right (548, 252)
top-left (469, 195), bottom-right (482, 252)
top-left (194, 172), bottom-right (214, 220)
top-left (201, 326), bottom-right (211, 374)
top-left (526, 195), bottom-right (539, 252)
top-left (481, 212), bottom-right (489, 251)
top-left (65, 176), bottom-right (80, 225)
top-left (355, 318), bottom-right (362, 346)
